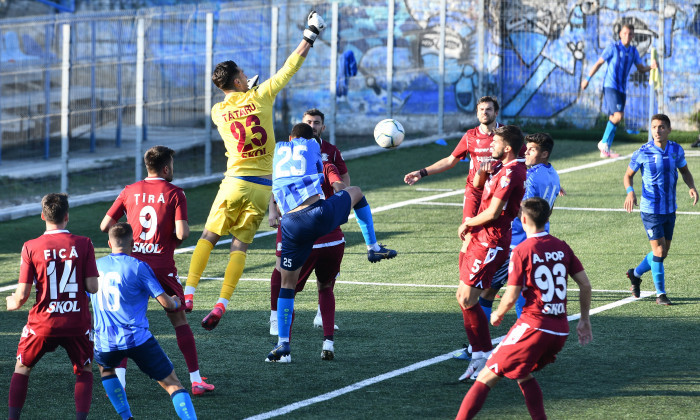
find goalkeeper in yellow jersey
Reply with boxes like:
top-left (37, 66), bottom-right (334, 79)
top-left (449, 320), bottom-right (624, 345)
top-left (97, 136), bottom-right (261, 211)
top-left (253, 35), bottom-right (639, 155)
top-left (185, 10), bottom-right (326, 330)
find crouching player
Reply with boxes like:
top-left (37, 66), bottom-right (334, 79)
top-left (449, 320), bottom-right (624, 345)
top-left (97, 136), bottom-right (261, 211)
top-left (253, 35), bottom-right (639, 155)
top-left (91, 223), bottom-right (196, 420)
top-left (456, 198), bottom-right (593, 420)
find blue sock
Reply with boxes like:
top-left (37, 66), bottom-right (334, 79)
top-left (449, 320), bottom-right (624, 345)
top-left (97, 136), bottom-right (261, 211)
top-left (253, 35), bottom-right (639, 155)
top-left (101, 375), bottom-right (132, 420)
top-left (515, 293), bottom-right (526, 318)
top-left (634, 252), bottom-right (653, 277)
top-left (353, 197), bottom-right (377, 246)
top-left (651, 256), bottom-right (666, 295)
top-left (171, 389), bottom-right (197, 420)
top-left (478, 296), bottom-right (493, 318)
top-left (277, 288), bottom-right (295, 340)
top-left (602, 121), bottom-right (617, 147)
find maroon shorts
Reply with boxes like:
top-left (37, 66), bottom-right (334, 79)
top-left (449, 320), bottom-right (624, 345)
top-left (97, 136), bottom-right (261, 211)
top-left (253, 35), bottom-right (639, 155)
top-left (462, 186), bottom-right (484, 222)
top-left (151, 266), bottom-right (184, 311)
top-left (460, 237), bottom-right (507, 289)
top-left (16, 326), bottom-right (93, 373)
top-left (486, 321), bottom-right (567, 380)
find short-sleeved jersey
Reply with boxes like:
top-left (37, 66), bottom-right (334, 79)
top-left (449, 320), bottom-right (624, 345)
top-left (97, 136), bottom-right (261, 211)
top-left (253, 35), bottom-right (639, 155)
top-left (320, 139), bottom-right (348, 177)
top-left (272, 137), bottom-right (324, 215)
top-left (508, 232), bottom-right (585, 334)
top-left (106, 178), bottom-right (187, 270)
top-left (19, 230), bottom-right (98, 337)
top-left (629, 140), bottom-right (687, 214)
top-left (472, 159), bottom-right (527, 247)
top-left (91, 253), bottom-right (164, 351)
top-left (451, 125), bottom-right (499, 186)
top-left (511, 163), bottom-right (561, 246)
top-left (601, 41), bottom-right (642, 93)
top-left (212, 54), bottom-right (305, 177)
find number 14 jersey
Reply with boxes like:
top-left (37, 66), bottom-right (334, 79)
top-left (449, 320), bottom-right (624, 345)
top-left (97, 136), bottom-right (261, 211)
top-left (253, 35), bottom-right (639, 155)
top-left (19, 230), bottom-right (98, 337)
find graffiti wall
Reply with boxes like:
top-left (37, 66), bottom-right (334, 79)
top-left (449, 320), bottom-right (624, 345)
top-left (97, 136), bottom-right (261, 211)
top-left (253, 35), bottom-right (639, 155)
top-left (283, 0), bottom-right (700, 132)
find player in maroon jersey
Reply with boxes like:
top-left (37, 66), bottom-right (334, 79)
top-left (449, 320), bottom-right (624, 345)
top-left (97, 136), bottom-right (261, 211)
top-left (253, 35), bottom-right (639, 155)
top-left (456, 125), bottom-right (527, 381)
top-left (404, 96), bottom-right (500, 223)
top-left (268, 161), bottom-right (346, 359)
top-left (99, 145), bottom-right (214, 395)
top-left (456, 197), bottom-right (593, 420)
top-left (6, 193), bottom-right (99, 420)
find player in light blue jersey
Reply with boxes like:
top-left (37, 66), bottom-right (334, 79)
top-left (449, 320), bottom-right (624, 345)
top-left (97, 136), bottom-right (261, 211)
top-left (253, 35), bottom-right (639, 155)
top-left (473, 133), bottom-right (561, 338)
top-left (91, 223), bottom-right (197, 419)
top-left (266, 123), bottom-right (370, 362)
top-left (624, 114), bottom-right (697, 305)
top-left (581, 23), bottom-right (656, 158)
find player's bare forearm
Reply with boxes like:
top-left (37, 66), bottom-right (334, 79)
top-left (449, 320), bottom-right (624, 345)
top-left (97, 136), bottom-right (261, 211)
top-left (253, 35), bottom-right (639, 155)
top-left (491, 285), bottom-right (521, 326)
top-left (623, 169), bottom-right (637, 212)
top-left (572, 270), bottom-right (592, 345)
top-left (679, 166), bottom-right (698, 205)
top-left (156, 293), bottom-right (180, 311)
top-left (405, 156), bottom-right (457, 185)
top-left (268, 195), bottom-right (281, 228)
top-left (100, 215), bottom-right (116, 233)
top-left (6, 283), bottom-right (32, 310)
top-left (294, 40), bottom-right (312, 58)
top-left (581, 59), bottom-right (604, 90)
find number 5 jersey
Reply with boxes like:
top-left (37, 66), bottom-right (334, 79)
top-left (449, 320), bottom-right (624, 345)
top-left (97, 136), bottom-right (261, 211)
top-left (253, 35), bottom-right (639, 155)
top-left (19, 230), bottom-right (99, 336)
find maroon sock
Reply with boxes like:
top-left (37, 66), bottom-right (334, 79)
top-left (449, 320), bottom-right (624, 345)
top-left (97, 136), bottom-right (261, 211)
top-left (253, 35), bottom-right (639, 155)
top-left (466, 305), bottom-right (493, 352)
top-left (74, 371), bottom-right (93, 418)
top-left (8, 372), bottom-right (29, 420)
top-left (519, 378), bottom-right (546, 420)
top-left (455, 380), bottom-right (491, 420)
top-left (270, 268), bottom-right (281, 311)
top-left (175, 324), bottom-right (200, 373)
top-left (461, 306), bottom-right (480, 352)
top-left (318, 287), bottom-right (335, 339)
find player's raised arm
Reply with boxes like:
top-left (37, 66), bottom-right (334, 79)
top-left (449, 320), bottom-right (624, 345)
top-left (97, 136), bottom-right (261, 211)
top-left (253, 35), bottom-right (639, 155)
top-left (623, 167), bottom-right (638, 213)
top-left (581, 57), bottom-right (605, 90)
top-left (404, 155), bottom-right (459, 186)
top-left (571, 270), bottom-right (592, 345)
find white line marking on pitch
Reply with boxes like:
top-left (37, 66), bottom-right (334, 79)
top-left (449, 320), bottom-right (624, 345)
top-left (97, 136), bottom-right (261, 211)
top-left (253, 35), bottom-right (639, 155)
top-left (414, 202), bottom-right (700, 215)
top-left (244, 290), bottom-right (654, 420)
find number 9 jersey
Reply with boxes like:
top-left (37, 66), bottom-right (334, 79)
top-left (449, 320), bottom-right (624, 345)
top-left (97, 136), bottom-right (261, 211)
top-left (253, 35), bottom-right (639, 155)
top-left (212, 54), bottom-right (306, 177)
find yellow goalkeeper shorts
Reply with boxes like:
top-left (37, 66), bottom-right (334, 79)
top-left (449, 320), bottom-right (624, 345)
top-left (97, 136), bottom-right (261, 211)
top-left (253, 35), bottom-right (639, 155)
top-left (204, 176), bottom-right (271, 243)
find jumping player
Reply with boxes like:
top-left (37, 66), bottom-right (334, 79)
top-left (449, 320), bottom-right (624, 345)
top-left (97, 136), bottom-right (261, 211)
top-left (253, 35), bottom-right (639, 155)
top-left (581, 23), bottom-right (657, 158)
top-left (268, 160), bottom-right (347, 360)
top-left (268, 108), bottom-right (396, 334)
top-left (266, 123), bottom-right (370, 363)
top-left (184, 11), bottom-right (326, 331)
top-left (456, 125), bottom-right (527, 381)
top-left (100, 145), bottom-right (213, 394)
top-left (6, 193), bottom-right (99, 420)
top-left (456, 197), bottom-right (593, 420)
top-left (92, 223), bottom-right (196, 420)
top-left (624, 114), bottom-right (697, 305)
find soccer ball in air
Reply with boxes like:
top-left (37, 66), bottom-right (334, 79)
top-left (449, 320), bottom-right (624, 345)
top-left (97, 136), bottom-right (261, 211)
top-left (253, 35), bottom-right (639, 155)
top-left (374, 119), bottom-right (405, 149)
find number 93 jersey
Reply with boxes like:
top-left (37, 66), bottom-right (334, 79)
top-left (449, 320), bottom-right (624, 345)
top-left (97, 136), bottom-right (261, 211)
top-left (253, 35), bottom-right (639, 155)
top-left (508, 233), bottom-right (584, 334)
top-left (106, 178), bottom-right (187, 270)
top-left (272, 138), bottom-right (324, 215)
top-left (19, 231), bottom-right (99, 337)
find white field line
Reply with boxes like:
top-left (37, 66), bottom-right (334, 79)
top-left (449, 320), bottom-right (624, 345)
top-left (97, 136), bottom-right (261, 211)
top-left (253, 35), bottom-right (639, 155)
top-left (244, 289), bottom-right (654, 420)
top-left (414, 202), bottom-right (700, 215)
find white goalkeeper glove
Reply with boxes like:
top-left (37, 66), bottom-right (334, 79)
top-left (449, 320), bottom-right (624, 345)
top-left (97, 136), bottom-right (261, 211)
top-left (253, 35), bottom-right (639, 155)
top-left (303, 10), bottom-right (326, 46)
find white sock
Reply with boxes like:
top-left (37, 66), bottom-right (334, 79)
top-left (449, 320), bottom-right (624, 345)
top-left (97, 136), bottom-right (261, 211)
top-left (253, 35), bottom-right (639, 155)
top-left (184, 286), bottom-right (196, 295)
top-left (316, 305), bottom-right (322, 317)
top-left (270, 310), bottom-right (277, 320)
top-left (115, 367), bottom-right (127, 389)
top-left (278, 337), bottom-right (290, 345)
top-left (189, 369), bottom-right (202, 384)
top-left (216, 298), bottom-right (229, 308)
top-left (368, 242), bottom-right (380, 251)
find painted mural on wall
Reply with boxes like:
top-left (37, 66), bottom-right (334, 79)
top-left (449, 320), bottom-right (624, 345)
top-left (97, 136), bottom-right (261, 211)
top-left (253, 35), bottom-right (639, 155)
top-left (294, 0), bottom-right (699, 130)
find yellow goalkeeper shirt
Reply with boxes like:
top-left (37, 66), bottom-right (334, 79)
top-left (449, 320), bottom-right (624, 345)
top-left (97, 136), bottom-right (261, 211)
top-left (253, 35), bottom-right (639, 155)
top-left (212, 53), bottom-right (305, 177)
